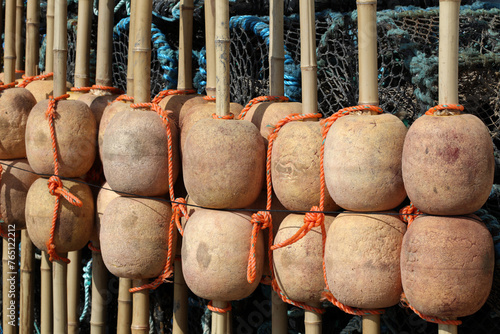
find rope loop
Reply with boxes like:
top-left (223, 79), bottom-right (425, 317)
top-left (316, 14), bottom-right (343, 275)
top-left (212, 113), bottom-right (234, 120)
top-left (88, 241), bottom-right (101, 252)
top-left (399, 202), bottom-right (422, 227)
top-left (70, 86), bottom-right (92, 93)
top-left (18, 72), bottom-right (54, 88)
top-left (0, 82), bottom-right (17, 91)
top-left (320, 105), bottom-right (383, 138)
top-left (237, 95), bottom-right (289, 120)
top-left (247, 211), bottom-right (272, 284)
top-left (172, 197), bottom-right (189, 237)
top-left (151, 88), bottom-right (197, 104)
top-left (400, 293), bottom-right (462, 325)
top-left (207, 301), bottom-right (232, 314)
top-left (113, 94), bottom-right (134, 103)
top-left (425, 104), bottom-right (464, 116)
top-left (203, 95), bottom-right (216, 101)
top-left (321, 290), bottom-right (384, 316)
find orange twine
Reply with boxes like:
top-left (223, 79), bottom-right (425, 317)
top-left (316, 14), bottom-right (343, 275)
top-left (45, 94), bottom-right (83, 264)
top-left (88, 241), bottom-right (101, 252)
top-left (71, 85), bottom-right (124, 95)
top-left (18, 72), bottom-right (54, 88)
top-left (400, 293), bottom-right (462, 325)
top-left (212, 113), bottom-right (234, 120)
top-left (207, 301), bottom-right (232, 314)
top-left (0, 82), bottom-right (17, 91)
top-left (203, 95), bottom-right (216, 102)
top-left (425, 104), bottom-right (464, 115)
top-left (128, 102), bottom-right (188, 293)
top-left (113, 94), bottom-right (134, 103)
top-left (15, 70), bottom-right (24, 74)
top-left (237, 95), bottom-right (289, 120)
top-left (399, 202), bottom-right (422, 227)
top-left (151, 88), bottom-right (197, 104)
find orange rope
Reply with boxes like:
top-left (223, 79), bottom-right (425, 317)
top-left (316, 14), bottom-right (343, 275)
top-left (212, 113), bottom-right (234, 120)
top-left (70, 87), bottom-right (92, 93)
top-left (15, 70), bottom-right (24, 74)
top-left (113, 94), bottom-right (134, 103)
top-left (128, 102), bottom-right (187, 293)
top-left (400, 293), bottom-right (462, 325)
top-left (18, 72), bottom-right (54, 88)
top-left (88, 241), bottom-right (101, 252)
top-left (237, 95), bottom-right (289, 120)
top-left (425, 104), bottom-right (464, 115)
top-left (203, 95), bottom-right (216, 101)
top-left (0, 82), bottom-right (17, 91)
top-left (399, 202), bottom-right (422, 227)
top-left (207, 301), bottom-right (232, 313)
top-left (70, 85), bottom-right (124, 95)
top-left (151, 88), bottom-right (197, 104)
top-left (45, 94), bottom-right (83, 264)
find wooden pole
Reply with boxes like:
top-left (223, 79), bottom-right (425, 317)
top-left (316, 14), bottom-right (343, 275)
top-left (4, 0), bottom-right (16, 83)
top-left (20, 230), bottom-right (34, 334)
top-left (67, 251), bottom-right (81, 334)
top-left (40, 252), bottom-right (53, 334)
top-left (74, 0), bottom-right (92, 88)
top-left (126, 0), bottom-right (137, 96)
top-left (272, 291), bottom-right (288, 334)
top-left (177, 0), bottom-right (194, 90)
top-left (205, 0), bottom-right (216, 97)
top-left (15, 0), bottom-right (23, 72)
top-left (357, 0), bottom-right (378, 107)
top-left (25, 0), bottom-right (39, 77)
top-left (362, 315), bottom-right (381, 334)
top-left (117, 278), bottom-right (133, 333)
top-left (95, 0), bottom-right (114, 86)
top-left (211, 301), bottom-right (228, 334)
top-left (90, 244), bottom-right (108, 334)
top-left (304, 307), bottom-right (322, 334)
top-left (299, 0), bottom-right (317, 114)
top-left (215, 0), bottom-right (230, 117)
top-left (2, 237), bottom-right (18, 334)
top-left (172, 256), bottom-right (188, 334)
top-left (53, 257), bottom-right (68, 334)
top-left (45, 0), bottom-right (54, 73)
top-left (130, 280), bottom-right (149, 334)
top-left (439, 0), bottom-right (460, 106)
top-left (438, 323), bottom-right (458, 334)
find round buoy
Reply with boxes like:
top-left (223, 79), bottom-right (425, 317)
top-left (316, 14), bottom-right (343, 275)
top-left (93, 182), bottom-right (120, 243)
top-left (159, 94), bottom-right (207, 126)
top-left (24, 80), bottom-right (72, 102)
top-left (98, 99), bottom-right (132, 159)
top-left (78, 90), bottom-right (119, 124)
top-left (400, 214), bottom-right (494, 318)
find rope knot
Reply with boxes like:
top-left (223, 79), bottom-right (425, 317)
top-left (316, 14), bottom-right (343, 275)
top-left (250, 211), bottom-right (272, 230)
top-left (247, 211), bottom-right (273, 284)
top-left (399, 202), bottom-right (422, 227)
top-left (304, 206), bottom-right (324, 229)
top-left (47, 175), bottom-right (63, 196)
top-left (172, 197), bottom-right (189, 236)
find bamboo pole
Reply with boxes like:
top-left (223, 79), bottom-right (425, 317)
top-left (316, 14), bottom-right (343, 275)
top-left (177, 0), bottom-right (194, 90)
top-left (211, 301), bottom-right (228, 334)
top-left (95, 0), bottom-right (114, 86)
top-left (357, 0), bottom-right (378, 107)
top-left (15, 0), bottom-right (23, 72)
top-left (45, 0), bottom-right (54, 73)
top-left (117, 278), bottom-right (133, 333)
top-left (2, 237), bottom-right (18, 334)
top-left (25, 0), bottom-right (39, 77)
top-left (20, 230), bottom-right (34, 334)
top-left (67, 251), bottom-right (81, 334)
top-left (205, 0), bottom-right (216, 97)
top-left (172, 256), bottom-right (188, 334)
top-left (215, 0), bottom-right (230, 117)
top-left (53, 256), bottom-right (68, 334)
top-left (439, 0), bottom-right (460, 106)
top-left (40, 252), bottom-right (53, 334)
top-left (299, 0), bottom-right (317, 114)
top-left (4, 0), bottom-right (16, 84)
top-left (438, 323), bottom-right (458, 334)
top-left (126, 0), bottom-right (137, 96)
top-left (272, 291), bottom-right (288, 334)
top-left (0, 0), bottom-right (3, 63)
top-left (304, 307), bottom-right (322, 334)
top-left (74, 0), bottom-right (92, 88)
top-left (130, 280), bottom-right (149, 334)
top-left (362, 315), bottom-right (381, 334)
top-left (90, 244), bottom-right (108, 334)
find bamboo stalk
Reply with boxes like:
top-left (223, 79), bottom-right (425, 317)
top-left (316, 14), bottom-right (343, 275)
top-left (95, 0), bottom-right (114, 86)
top-left (40, 252), bottom-right (53, 334)
top-left (172, 257), bottom-right (188, 334)
top-left (52, 0), bottom-right (66, 97)
top-left (15, 0), bottom-right (23, 71)
top-left (132, 0), bottom-right (152, 104)
top-left (117, 278), bottom-right (133, 334)
top-left (74, 0), bottom-right (92, 87)
top-left (357, 0), bottom-right (378, 106)
top-left (438, 323), bottom-right (458, 334)
top-left (53, 257), bottom-right (68, 334)
top-left (362, 314), bottom-right (381, 334)
top-left (126, 0), bottom-right (137, 95)
top-left (131, 279), bottom-right (149, 334)
top-left (215, 0), bottom-right (230, 116)
top-left (211, 301), bottom-right (228, 334)
top-left (45, 0), bottom-right (54, 73)
top-left (269, 0), bottom-right (285, 96)
top-left (304, 307), bottom-right (322, 334)
top-left (67, 251), bottom-right (81, 334)
top-left (4, 0), bottom-right (16, 84)
top-left (205, 0), bottom-right (216, 97)
top-left (90, 244), bottom-right (108, 334)
top-left (439, 0), bottom-right (460, 106)
top-left (272, 291), bottom-right (288, 334)
top-left (177, 0), bottom-right (194, 90)
top-left (299, 0), bottom-right (317, 114)
top-left (0, 0), bottom-right (3, 62)
top-left (3, 237), bottom-right (18, 334)
top-left (25, 0), bottom-right (39, 77)
top-left (20, 230), bottom-right (34, 334)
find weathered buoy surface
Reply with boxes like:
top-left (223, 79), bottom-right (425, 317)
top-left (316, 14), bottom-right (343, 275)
top-left (0, 159), bottom-right (39, 229)
top-left (179, 102), bottom-right (243, 153)
top-left (25, 177), bottom-right (94, 253)
top-left (0, 88), bottom-right (37, 159)
top-left (182, 209), bottom-right (264, 301)
top-left (159, 94), bottom-right (207, 126)
top-left (273, 213), bottom-right (334, 304)
top-left (25, 80), bottom-right (72, 102)
top-left (271, 121), bottom-right (338, 211)
top-left (78, 91), bottom-right (118, 124)
top-left (93, 182), bottom-right (120, 243)
top-left (325, 212), bottom-right (406, 308)
top-left (243, 102), bottom-right (302, 144)
top-left (324, 114), bottom-right (407, 211)
top-left (401, 215), bottom-right (494, 318)
top-left (182, 118), bottom-right (265, 209)
top-left (98, 100), bottom-right (132, 159)
top-left (25, 99), bottom-right (97, 177)
top-left (402, 114), bottom-right (494, 215)
top-left (100, 196), bottom-right (173, 279)
top-left (101, 108), bottom-right (179, 196)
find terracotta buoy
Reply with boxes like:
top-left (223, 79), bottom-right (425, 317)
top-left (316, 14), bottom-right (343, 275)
top-left (25, 99), bottom-right (97, 177)
top-left (0, 159), bottom-right (39, 230)
top-left (273, 213), bottom-right (334, 304)
top-left (271, 121), bottom-right (338, 211)
top-left (325, 212), bottom-right (406, 308)
top-left (24, 80), bottom-right (72, 102)
top-left (182, 209), bottom-right (264, 301)
top-left (100, 196), bottom-right (174, 279)
top-left (0, 87), bottom-right (37, 159)
top-left (25, 178), bottom-right (94, 253)
top-left (93, 182), bottom-right (120, 243)
top-left (402, 113), bottom-right (494, 215)
top-left (400, 215), bottom-right (494, 318)
top-left (78, 90), bottom-right (119, 124)
top-left (182, 118), bottom-right (265, 208)
top-left (324, 113), bottom-right (407, 211)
